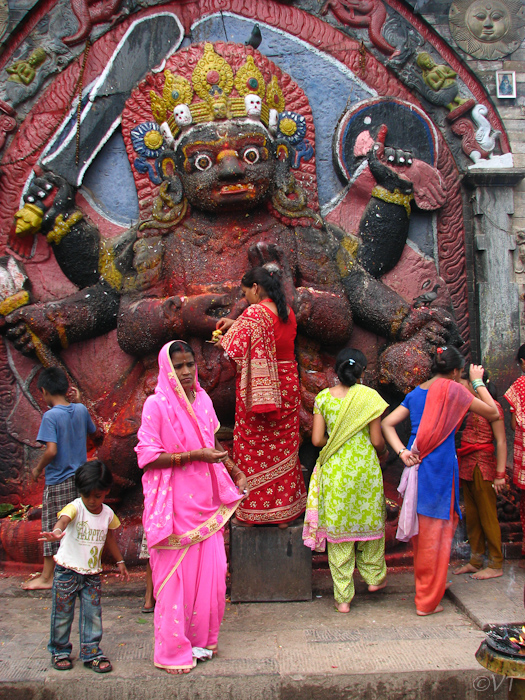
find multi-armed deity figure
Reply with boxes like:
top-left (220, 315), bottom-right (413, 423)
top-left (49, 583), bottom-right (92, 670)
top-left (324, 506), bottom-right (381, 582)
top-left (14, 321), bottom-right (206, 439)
top-left (6, 42), bottom-right (456, 487)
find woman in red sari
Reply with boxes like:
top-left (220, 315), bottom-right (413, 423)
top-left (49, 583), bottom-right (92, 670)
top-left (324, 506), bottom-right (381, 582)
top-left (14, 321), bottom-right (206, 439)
top-left (382, 347), bottom-right (499, 616)
top-left (504, 343), bottom-right (525, 558)
top-left (217, 266), bottom-right (307, 526)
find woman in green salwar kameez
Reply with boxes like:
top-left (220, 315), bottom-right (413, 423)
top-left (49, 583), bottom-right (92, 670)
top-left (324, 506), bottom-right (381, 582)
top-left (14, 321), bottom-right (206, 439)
top-left (303, 349), bottom-right (389, 613)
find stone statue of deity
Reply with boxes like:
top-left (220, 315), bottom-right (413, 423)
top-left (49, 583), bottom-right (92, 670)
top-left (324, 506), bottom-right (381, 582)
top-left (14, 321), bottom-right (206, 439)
top-left (5, 42), bottom-right (456, 487)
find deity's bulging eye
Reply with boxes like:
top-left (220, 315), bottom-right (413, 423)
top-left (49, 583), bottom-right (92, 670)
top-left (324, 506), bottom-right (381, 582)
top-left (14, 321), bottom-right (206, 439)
top-left (194, 154), bottom-right (213, 171)
top-left (243, 147), bottom-right (260, 164)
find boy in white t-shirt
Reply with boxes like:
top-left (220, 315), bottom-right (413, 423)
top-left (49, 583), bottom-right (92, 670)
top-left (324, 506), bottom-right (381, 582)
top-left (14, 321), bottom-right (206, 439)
top-left (39, 460), bottom-right (129, 673)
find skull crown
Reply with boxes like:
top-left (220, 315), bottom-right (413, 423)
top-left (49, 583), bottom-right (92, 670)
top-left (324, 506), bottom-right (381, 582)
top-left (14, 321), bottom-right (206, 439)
top-left (149, 44), bottom-right (288, 141)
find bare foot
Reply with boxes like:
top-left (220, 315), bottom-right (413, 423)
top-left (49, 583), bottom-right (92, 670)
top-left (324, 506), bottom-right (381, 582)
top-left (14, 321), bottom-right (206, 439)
top-left (470, 567), bottom-right (503, 580)
top-left (445, 581), bottom-right (452, 590)
top-left (277, 523), bottom-right (289, 530)
top-left (22, 575), bottom-right (53, 590)
top-left (166, 668), bottom-right (191, 674)
top-left (452, 563), bottom-right (479, 575)
top-left (368, 579), bottom-right (387, 592)
top-left (416, 605), bottom-right (444, 616)
top-left (232, 517), bottom-right (254, 528)
top-left (335, 602), bottom-right (350, 613)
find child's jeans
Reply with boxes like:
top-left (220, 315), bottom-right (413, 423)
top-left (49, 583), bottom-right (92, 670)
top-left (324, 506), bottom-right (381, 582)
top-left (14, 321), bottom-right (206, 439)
top-left (48, 565), bottom-right (104, 661)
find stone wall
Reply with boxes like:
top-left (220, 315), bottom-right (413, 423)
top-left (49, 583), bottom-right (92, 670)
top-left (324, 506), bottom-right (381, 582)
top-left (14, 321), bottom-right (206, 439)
top-left (0, 0), bottom-right (524, 563)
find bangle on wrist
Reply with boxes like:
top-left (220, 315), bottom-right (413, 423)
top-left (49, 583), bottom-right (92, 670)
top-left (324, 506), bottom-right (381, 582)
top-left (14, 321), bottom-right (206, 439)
top-left (471, 379), bottom-right (485, 390)
top-left (53, 527), bottom-right (63, 534)
top-left (398, 448), bottom-right (406, 457)
top-left (116, 560), bottom-right (125, 565)
top-left (378, 445), bottom-right (388, 456)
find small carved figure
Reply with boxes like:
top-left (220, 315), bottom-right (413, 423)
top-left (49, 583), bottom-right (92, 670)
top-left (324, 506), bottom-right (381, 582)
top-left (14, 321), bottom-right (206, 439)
top-left (62, 0), bottom-right (123, 46)
top-left (415, 52), bottom-right (469, 112)
top-left (472, 104), bottom-right (501, 154)
top-left (321, 0), bottom-right (399, 56)
top-left (6, 48), bottom-right (47, 86)
top-left (449, 0), bottom-right (525, 59)
top-left (0, 99), bottom-right (16, 152)
top-left (0, 0), bottom-right (9, 44)
top-left (450, 104), bottom-right (501, 164)
top-left (515, 231), bottom-right (525, 275)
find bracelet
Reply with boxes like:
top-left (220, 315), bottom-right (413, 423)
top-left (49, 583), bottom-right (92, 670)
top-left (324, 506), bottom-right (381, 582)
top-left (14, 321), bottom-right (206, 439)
top-left (171, 452), bottom-right (182, 468)
top-left (398, 448), bottom-right (406, 457)
top-left (116, 560), bottom-right (125, 565)
top-left (471, 379), bottom-right (485, 390)
top-left (224, 458), bottom-right (236, 473)
top-left (495, 473), bottom-right (506, 478)
top-left (53, 527), bottom-right (63, 534)
top-left (378, 445), bottom-right (388, 457)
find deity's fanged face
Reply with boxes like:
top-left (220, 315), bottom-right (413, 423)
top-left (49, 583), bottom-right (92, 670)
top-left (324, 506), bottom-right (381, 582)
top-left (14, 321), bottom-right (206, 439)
top-left (466, 0), bottom-right (510, 41)
top-left (175, 121), bottom-right (276, 212)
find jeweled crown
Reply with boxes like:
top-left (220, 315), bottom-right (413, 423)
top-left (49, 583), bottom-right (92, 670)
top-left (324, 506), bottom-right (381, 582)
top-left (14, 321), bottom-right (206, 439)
top-left (149, 43), bottom-right (285, 137)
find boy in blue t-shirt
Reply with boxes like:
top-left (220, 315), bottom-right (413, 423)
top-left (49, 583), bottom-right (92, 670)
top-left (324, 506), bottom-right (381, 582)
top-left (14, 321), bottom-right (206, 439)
top-left (22, 368), bottom-right (97, 591)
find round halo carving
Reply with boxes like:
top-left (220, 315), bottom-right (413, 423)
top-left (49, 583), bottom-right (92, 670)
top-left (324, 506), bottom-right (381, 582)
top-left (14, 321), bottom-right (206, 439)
top-left (449, 0), bottom-right (525, 59)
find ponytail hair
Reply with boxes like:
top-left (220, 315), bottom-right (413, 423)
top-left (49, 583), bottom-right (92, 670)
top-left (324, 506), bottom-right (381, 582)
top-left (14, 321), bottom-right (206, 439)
top-left (431, 346), bottom-right (465, 375)
top-left (335, 348), bottom-right (367, 388)
top-left (241, 265), bottom-right (289, 322)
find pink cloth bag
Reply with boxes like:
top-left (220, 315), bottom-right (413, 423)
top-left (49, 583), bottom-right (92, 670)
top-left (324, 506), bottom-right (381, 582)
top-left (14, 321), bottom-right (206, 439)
top-left (396, 465), bottom-right (419, 542)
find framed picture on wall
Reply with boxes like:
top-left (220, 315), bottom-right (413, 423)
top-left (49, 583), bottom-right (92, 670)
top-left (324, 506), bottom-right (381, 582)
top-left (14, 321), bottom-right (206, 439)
top-left (496, 71), bottom-right (516, 98)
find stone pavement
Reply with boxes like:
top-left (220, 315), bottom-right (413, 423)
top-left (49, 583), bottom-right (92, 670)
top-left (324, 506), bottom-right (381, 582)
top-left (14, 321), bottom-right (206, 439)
top-left (1, 564), bottom-right (525, 700)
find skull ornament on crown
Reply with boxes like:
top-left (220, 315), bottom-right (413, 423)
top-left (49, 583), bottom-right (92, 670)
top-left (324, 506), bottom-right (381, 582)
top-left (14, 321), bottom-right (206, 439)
top-left (245, 93), bottom-right (263, 118)
top-left (173, 103), bottom-right (192, 127)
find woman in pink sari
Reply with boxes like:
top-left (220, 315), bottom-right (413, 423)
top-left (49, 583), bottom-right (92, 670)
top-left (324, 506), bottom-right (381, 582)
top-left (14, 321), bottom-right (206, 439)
top-left (135, 341), bottom-right (247, 673)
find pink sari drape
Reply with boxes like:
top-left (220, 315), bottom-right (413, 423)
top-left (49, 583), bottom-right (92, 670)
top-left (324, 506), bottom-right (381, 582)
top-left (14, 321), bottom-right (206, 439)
top-left (135, 342), bottom-right (242, 670)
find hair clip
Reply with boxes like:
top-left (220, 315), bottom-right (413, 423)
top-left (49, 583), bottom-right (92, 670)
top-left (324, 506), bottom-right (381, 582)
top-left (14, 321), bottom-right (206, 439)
top-left (348, 358), bottom-right (355, 365)
top-left (436, 346), bottom-right (447, 354)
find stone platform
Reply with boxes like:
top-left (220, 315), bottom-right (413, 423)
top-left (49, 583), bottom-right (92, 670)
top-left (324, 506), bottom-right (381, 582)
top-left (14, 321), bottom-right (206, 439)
top-left (1, 563), bottom-right (525, 700)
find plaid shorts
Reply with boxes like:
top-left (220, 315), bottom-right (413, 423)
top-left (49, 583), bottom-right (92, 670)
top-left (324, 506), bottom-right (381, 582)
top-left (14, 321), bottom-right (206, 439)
top-left (42, 475), bottom-right (78, 557)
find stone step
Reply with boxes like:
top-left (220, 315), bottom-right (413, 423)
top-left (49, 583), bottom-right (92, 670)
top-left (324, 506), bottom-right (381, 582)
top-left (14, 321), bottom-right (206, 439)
top-left (2, 567), bottom-right (524, 700)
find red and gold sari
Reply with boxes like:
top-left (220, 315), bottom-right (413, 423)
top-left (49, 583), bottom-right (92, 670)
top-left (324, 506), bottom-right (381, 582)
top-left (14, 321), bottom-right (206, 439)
top-left (505, 375), bottom-right (525, 488)
top-left (221, 303), bottom-right (307, 524)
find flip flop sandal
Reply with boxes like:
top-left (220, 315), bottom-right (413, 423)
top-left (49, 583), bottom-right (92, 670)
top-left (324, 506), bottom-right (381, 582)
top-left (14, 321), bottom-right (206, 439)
top-left (141, 605), bottom-right (155, 614)
top-left (84, 656), bottom-right (113, 673)
top-left (52, 655), bottom-right (73, 671)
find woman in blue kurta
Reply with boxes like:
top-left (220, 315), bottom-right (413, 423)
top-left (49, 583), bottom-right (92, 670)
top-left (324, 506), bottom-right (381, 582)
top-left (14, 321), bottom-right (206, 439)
top-left (382, 347), bottom-right (499, 615)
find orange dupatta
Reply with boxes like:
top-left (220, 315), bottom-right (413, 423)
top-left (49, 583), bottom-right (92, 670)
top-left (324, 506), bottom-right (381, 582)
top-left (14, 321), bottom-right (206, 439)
top-left (414, 378), bottom-right (473, 460)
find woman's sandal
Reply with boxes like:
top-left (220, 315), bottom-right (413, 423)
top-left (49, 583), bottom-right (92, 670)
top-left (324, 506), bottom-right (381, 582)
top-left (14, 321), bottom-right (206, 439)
top-left (84, 656), bottom-right (113, 673)
top-left (52, 655), bottom-right (73, 671)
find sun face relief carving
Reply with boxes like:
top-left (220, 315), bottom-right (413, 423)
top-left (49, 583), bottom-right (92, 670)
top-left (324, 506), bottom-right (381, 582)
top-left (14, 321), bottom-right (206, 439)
top-left (449, 0), bottom-right (525, 59)
top-left (466, 0), bottom-right (510, 42)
